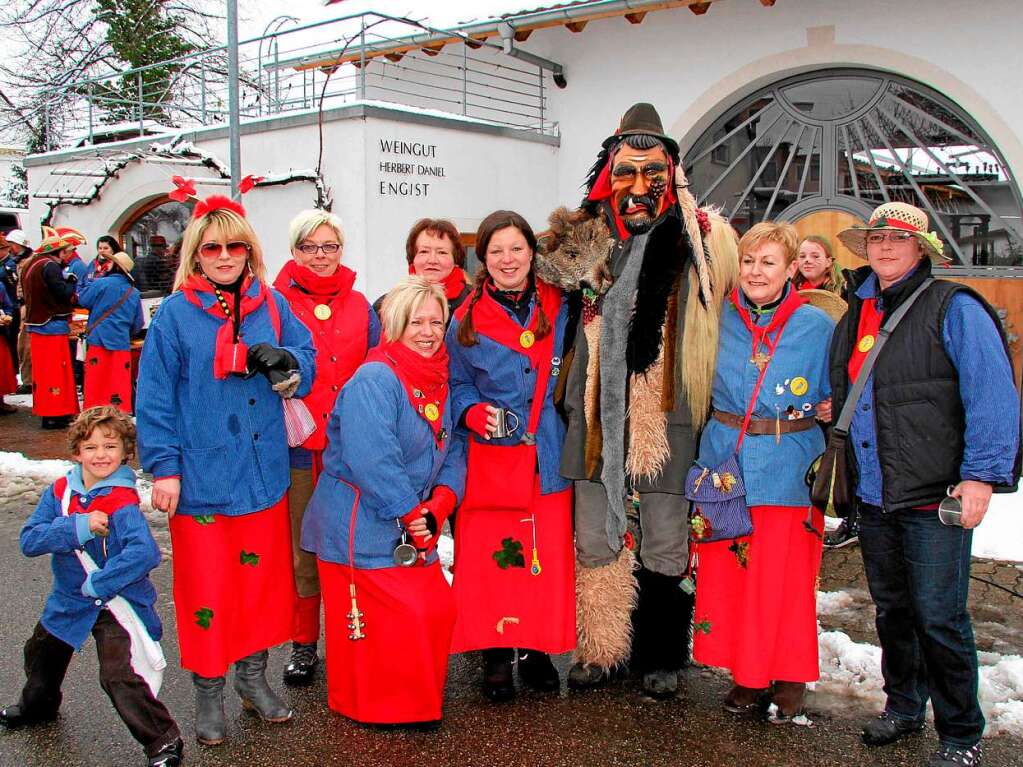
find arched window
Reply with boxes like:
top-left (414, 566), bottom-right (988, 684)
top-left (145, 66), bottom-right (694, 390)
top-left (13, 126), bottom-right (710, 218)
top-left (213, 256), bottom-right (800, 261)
top-left (119, 197), bottom-right (194, 296)
top-left (684, 69), bottom-right (1023, 269)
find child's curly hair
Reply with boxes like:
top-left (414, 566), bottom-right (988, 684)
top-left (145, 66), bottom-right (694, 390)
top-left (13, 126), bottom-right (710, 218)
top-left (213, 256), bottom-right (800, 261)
top-left (67, 406), bottom-right (136, 460)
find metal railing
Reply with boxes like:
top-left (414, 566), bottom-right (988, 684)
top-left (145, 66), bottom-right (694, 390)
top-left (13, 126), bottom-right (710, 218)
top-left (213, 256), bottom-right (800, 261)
top-left (33, 11), bottom-right (558, 151)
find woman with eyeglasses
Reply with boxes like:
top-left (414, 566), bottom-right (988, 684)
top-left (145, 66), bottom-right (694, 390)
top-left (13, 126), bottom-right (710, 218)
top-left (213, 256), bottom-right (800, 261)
top-left (136, 196), bottom-right (316, 747)
top-left (271, 209), bottom-right (380, 687)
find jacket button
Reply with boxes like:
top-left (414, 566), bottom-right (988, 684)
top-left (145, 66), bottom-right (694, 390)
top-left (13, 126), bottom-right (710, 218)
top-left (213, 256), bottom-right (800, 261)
top-left (254, 433), bottom-right (260, 441)
top-left (94, 599), bottom-right (102, 606)
top-left (249, 398), bottom-right (256, 405)
top-left (861, 441), bottom-right (869, 448)
top-left (527, 398), bottom-right (533, 405)
top-left (861, 404), bottom-right (870, 411)
top-left (524, 367), bottom-right (531, 374)
top-left (331, 356), bottom-right (337, 362)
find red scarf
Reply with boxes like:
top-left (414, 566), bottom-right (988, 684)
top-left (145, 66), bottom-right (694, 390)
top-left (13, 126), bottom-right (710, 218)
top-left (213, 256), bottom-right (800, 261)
top-left (457, 278), bottom-right (562, 369)
top-left (731, 285), bottom-right (805, 365)
top-left (274, 259), bottom-right (355, 301)
top-left (408, 264), bottom-right (469, 302)
top-left (54, 476), bottom-right (139, 516)
top-left (847, 297), bottom-right (883, 382)
top-left (181, 274), bottom-right (281, 379)
top-left (365, 340), bottom-right (449, 443)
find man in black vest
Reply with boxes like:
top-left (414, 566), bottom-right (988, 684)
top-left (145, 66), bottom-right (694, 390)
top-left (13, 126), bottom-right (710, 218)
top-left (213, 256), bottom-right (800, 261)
top-left (831, 202), bottom-right (1020, 767)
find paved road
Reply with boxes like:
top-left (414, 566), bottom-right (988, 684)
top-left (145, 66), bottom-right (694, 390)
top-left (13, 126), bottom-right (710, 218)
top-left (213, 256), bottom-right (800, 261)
top-left (1, 497), bottom-right (1021, 767)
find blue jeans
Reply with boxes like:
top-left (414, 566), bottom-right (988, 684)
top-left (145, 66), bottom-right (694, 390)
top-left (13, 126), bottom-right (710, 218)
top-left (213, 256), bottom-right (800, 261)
top-left (857, 503), bottom-right (983, 747)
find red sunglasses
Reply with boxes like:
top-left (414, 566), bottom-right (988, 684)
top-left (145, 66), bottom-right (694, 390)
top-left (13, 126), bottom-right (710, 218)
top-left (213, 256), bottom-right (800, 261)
top-left (199, 240), bottom-right (251, 258)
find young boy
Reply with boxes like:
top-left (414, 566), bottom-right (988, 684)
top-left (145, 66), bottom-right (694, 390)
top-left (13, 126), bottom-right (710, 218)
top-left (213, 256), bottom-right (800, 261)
top-left (0, 406), bottom-right (183, 767)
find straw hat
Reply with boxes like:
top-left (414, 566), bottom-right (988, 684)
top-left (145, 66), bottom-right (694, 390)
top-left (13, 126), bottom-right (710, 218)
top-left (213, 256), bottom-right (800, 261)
top-left (837, 202), bottom-right (948, 263)
top-left (799, 288), bottom-right (847, 322)
top-left (108, 251), bottom-right (135, 278)
top-left (35, 225), bottom-right (73, 255)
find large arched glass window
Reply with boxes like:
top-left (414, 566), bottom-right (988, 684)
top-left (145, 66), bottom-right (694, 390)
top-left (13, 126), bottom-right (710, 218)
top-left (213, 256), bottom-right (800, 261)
top-left (119, 197), bottom-right (194, 297)
top-left (684, 70), bottom-right (1023, 269)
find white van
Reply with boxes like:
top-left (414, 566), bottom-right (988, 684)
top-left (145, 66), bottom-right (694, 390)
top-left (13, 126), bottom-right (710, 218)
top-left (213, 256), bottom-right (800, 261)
top-left (0, 206), bottom-right (29, 236)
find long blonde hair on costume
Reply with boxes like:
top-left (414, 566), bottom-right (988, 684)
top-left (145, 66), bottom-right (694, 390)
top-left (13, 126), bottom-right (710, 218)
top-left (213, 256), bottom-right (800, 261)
top-left (173, 208), bottom-right (267, 290)
top-left (679, 208), bottom-right (738, 429)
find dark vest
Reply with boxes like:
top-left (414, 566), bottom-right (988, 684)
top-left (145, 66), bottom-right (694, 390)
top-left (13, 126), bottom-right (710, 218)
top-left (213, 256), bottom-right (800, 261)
top-left (830, 263), bottom-right (1014, 511)
top-left (22, 254), bottom-right (74, 326)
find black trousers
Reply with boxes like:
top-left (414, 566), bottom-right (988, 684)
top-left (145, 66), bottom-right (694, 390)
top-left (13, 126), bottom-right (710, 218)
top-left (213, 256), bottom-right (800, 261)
top-left (18, 613), bottom-right (180, 756)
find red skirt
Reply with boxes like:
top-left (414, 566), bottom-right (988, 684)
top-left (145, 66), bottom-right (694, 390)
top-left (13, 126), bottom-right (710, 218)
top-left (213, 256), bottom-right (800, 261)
top-left (451, 476), bottom-right (575, 654)
top-left (319, 560), bottom-right (455, 724)
top-left (169, 495), bottom-right (295, 678)
top-left (693, 505), bottom-right (823, 688)
top-left (84, 345), bottom-right (133, 413)
top-left (29, 333), bottom-right (79, 417)
top-left (0, 337), bottom-right (15, 395)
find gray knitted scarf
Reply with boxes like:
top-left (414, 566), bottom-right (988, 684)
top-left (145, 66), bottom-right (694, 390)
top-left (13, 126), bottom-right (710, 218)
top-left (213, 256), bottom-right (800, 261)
top-left (598, 231), bottom-right (648, 551)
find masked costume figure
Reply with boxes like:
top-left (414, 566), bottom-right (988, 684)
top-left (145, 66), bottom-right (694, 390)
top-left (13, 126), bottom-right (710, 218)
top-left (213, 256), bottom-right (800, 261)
top-left (536, 103), bottom-right (737, 696)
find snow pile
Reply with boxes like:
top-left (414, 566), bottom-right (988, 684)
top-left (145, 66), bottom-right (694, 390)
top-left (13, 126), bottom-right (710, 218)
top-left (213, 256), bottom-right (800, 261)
top-left (438, 532), bottom-right (454, 584)
top-left (816, 590), bottom-right (856, 616)
top-left (980, 654), bottom-right (1023, 736)
top-left (972, 490), bottom-right (1023, 562)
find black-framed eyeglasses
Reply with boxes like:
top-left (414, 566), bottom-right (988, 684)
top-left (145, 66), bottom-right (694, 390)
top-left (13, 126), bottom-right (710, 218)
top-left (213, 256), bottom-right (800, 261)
top-left (296, 243), bottom-right (341, 255)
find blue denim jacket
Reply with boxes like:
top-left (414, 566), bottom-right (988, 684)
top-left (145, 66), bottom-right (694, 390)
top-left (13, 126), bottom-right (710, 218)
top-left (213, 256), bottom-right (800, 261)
top-left (77, 272), bottom-right (144, 351)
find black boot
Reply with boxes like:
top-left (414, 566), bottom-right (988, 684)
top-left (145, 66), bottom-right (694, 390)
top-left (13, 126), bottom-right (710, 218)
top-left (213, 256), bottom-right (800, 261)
top-left (147, 737), bottom-right (184, 767)
top-left (517, 650), bottom-right (559, 693)
top-left (482, 648), bottom-right (515, 702)
top-left (631, 567), bottom-right (692, 699)
top-left (282, 642), bottom-right (319, 687)
top-left (0, 703), bottom-right (59, 728)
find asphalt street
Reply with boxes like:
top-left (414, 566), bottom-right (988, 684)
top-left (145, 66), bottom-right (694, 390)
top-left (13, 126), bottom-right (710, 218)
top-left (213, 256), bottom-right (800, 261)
top-left (0, 493), bottom-right (1021, 766)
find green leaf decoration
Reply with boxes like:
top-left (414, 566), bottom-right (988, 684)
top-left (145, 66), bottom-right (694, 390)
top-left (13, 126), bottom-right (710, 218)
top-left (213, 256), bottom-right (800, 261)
top-left (239, 550), bottom-right (260, 567)
top-left (729, 540), bottom-right (750, 569)
top-left (194, 515), bottom-right (215, 525)
top-left (195, 607), bottom-right (214, 630)
top-left (492, 537), bottom-right (525, 570)
top-left (694, 619), bottom-right (712, 635)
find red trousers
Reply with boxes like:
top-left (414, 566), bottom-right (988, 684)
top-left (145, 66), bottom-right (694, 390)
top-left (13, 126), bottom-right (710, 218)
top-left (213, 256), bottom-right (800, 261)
top-left (84, 345), bottom-right (133, 413)
top-left (170, 496), bottom-right (295, 678)
top-left (693, 505), bottom-right (823, 688)
top-left (0, 337), bottom-right (15, 395)
top-left (319, 561), bottom-right (454, 724)
top-left (29, 333), bottom-right (79, 417)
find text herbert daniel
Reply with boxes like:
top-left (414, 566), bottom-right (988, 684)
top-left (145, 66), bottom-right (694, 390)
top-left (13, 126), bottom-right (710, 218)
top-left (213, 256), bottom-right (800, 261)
top-left (378, 139), bottom-right (446, 197)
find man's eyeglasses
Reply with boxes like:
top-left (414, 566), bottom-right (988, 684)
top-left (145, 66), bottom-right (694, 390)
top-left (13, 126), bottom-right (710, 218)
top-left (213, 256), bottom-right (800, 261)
top-left (199, 241), bottom-right (251, 258)
top-left (296, 243), bottom-right (341, 255)
top-left (866, 231), bottom-right (915, 244)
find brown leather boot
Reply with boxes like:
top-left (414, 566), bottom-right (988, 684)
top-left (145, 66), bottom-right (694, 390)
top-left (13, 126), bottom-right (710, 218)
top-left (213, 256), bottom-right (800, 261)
top-left (768, 681), bottom-right (807, 723)
top-left (723, 683), bottom-right (767, 713)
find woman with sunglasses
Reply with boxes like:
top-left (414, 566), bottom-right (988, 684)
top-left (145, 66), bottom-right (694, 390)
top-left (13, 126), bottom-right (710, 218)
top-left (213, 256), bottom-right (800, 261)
top-left (136, 196), bottom-right (316, 747)
top-left (271, 209), bottom-right (380, 687)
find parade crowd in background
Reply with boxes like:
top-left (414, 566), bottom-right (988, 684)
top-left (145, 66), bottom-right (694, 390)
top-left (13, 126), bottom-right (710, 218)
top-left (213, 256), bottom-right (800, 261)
top-left (0, 103), bottom-right (1019, 767)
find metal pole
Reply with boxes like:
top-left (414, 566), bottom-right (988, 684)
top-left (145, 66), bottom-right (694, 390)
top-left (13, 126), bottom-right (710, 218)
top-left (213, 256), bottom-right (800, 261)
top-left (137, 71), bottom-right (144, 134)
top-left (200, 61), bottom-right (207, 124)
top-left (462, 46), bottom-right (467, 116)
top-left (227, 0), bottom-right (242, 199)
top-left (358, 17), bottom-right (366, 100)
top-left (87, 84), bottom-right (94, 145)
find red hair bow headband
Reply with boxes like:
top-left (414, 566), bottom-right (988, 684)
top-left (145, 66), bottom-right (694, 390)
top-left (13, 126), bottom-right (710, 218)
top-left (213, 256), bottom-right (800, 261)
top-left (192, 195), bottom-right (246, 219)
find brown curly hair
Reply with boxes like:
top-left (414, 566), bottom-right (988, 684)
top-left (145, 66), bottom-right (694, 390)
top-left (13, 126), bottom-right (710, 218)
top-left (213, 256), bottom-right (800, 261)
top-left (68, 406), bottom-right (137, 461)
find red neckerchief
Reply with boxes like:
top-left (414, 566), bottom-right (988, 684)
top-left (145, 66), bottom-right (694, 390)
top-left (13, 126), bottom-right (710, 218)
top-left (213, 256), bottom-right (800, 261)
top-left (181, 274), bottom-right (281, 379)
top-left (273, 259), bottom-right (354, 301)
top-left (795, 275), bottom-right (826, 290)
top-left (365, 340), bottom-right (449, 443)
top-left (408, 264), bottom-right (469, 301)
top-left (53, 476), bottom-right (139, 516)
top-left (586, 146), bottom-right (678, 240)
top-left (456, 278), bottom-right (562, 369)
top-left (731, 286), bottom-right (805, 368)
top-left (848, 297), bottom-right (883, 383)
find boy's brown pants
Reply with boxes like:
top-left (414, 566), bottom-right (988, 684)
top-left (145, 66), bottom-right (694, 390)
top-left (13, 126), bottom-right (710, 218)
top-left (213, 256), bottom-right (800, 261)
top-left (18, 613), bottom-right (180, 756)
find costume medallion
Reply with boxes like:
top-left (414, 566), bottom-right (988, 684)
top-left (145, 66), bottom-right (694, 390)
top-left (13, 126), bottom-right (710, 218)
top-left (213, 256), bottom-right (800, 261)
top-left (519, 330), bottom-right (535, 349)
top-left (858, 334), bottom-right (875, 353)
top-left (790, 376), bottom-right (808, 396)
top-left (424, 403), bottom-right (440, 422)
top-left (313, 304), bottom-right (332, 321)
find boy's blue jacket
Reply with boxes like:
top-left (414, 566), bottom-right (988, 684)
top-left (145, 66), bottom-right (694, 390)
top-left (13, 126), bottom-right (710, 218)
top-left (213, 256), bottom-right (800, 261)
top-left (136, 283), bottom-right (316, 516)
top-left (20, 465), bottom-right (162, 649)
top-left (76, 271), bottom-right (144, 351)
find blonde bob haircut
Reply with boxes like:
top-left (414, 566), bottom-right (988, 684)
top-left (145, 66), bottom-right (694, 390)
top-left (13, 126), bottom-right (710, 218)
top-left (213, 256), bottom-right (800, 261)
top-left (379, 276), bottom-right (448, 343)
top-left (173, 207), bottom-right (267, 290)
top-left (288, 209), bottom-right (345, 252)
top-left (738, 221), bottom-right (800, 265)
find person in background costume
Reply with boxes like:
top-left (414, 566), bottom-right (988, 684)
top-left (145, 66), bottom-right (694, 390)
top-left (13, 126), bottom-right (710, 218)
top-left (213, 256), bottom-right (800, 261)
top-left (447, 210), bottom-right (575, 701)
top-left (832, 202), bottom-right (1020, 767)
top-left (373, 218), bottom-right (472, 320)
top-left (0, 406), bottom-right (183, 767)
top-left (8, 229), bottom-right (35, 393)
top-left (272, 209), bottom-right (380, 687)
top-left (302, 277), bottom-right (465, 726)
top-left (793, 235), bottom-right (845, 295)
top-left (137, 196), bottom-right (316, 747)
top-left (1, 230), bottom-right (29, 405)
top-left (21, 228), bottom-right (81, 429)
top-left (536, 103), bottom-right (738, 697)
top-left (691, 221), bottom-right (833, 723)
top-left (0, 234), bottom-right (17, 414)
top-left (77, 250), bottom-right (144, 413)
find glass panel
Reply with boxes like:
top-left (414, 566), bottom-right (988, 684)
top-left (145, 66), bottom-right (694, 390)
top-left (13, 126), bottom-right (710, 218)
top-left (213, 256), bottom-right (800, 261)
top-left (779, 76), bottom-right (883, 120)
top-left (122, 199), bottom-right (193, 297)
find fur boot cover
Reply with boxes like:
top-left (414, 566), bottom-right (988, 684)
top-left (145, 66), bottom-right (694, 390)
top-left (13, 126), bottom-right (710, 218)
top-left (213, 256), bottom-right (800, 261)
top-left (573, 547), bottom-right (639, 669)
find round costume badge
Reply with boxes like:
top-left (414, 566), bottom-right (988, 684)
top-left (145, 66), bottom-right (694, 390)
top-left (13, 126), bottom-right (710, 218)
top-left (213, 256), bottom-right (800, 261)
top-left (424, 403), bottom-right (439, 422)
top-left (790, 377), bottom-right (808, 396)
top-left (313, 304), bottom-right (332, 321)
top-left (858, 334), bottom-right (875, 353)
top-left (519, 330), bottom-right (535, 349)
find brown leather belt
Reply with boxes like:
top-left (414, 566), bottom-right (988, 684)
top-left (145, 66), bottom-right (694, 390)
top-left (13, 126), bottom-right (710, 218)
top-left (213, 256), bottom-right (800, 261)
top-left (713, 409), bottom-right (818, 435)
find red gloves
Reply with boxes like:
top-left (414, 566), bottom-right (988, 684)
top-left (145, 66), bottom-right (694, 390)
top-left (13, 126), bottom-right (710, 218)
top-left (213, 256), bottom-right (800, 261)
top-left (465, 403), bottom-right (492, 439)
top-left (399, 486), bottom-right (457, 554)
top-left (400, 505), bottom-right (431, 551)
